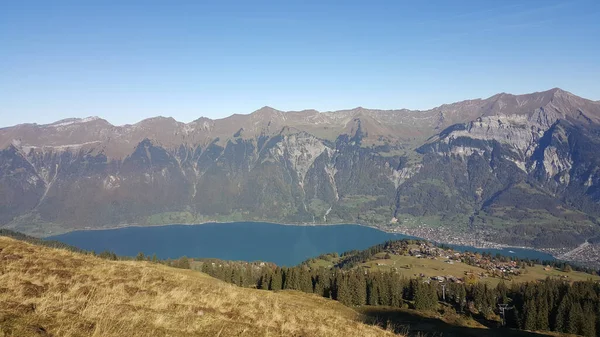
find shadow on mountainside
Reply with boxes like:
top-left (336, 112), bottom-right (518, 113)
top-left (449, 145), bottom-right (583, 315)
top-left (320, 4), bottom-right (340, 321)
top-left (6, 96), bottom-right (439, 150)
top-left (359, 307), bottom-right (553, 337)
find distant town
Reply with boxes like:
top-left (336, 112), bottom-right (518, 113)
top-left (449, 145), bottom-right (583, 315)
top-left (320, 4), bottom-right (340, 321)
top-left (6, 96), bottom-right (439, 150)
top-left (377, 223), bottom-right (600, 269)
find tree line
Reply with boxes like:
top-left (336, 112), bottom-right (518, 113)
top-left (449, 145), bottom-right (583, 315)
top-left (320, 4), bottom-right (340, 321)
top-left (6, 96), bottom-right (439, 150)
top-left (201, 261), bottom-right (600, 336)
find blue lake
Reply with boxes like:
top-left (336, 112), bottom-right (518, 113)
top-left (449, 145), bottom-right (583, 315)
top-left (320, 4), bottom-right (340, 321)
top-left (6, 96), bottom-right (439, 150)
top-left (47, 222), bottom-right (555, 266)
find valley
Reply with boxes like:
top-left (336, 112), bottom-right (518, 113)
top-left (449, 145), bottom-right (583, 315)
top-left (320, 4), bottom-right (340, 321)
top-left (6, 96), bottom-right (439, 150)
top-left (4, 2), bottom-right (600, 336)
top-left (2, 88), bottom-right (600, 269)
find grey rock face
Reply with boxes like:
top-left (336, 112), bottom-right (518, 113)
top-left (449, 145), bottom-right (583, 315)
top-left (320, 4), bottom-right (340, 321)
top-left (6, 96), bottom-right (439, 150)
top-left (0, 88), bottom-right (599, 248)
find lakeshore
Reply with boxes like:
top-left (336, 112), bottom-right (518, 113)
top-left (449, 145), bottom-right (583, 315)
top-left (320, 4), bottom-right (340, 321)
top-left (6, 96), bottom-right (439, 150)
top-left (47, 221), bottom-right (556, 266)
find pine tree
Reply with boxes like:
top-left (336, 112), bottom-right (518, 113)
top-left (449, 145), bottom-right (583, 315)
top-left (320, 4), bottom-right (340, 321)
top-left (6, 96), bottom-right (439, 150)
top-left (414, 282), bottom-right (437, 311)
top-left (284, 268), bottom-right (299, 290)
top-left (259, 270), bottom-right (271, 290)
top-left (314, 270), bottom-right (325, 297)
top-left (215, 265), bottom-right (227, 281)
top-left (244, 266), bottom-right (253, 287)
top-left (596, 301), bottom-right (600, 337)
top-left (546, 279), bottom-right (560, 328)
top-left (270, 268), bottom-right (282, 291)
top-left (348, 270), bottom-right (367, 306)
top-left (455, 283), bottom-right (467, 312)
top-left (555, 294), bottom-right (571, 332)
top-left (522, 299), bottom-right (537, 331)
top-left (472, 283), bottom-right (487, 313)
top-left (334, 273), bottom-right (352, 306)
top-left (366, 276), bottom-right (379, 306)
top-left (496, 281), bottom-right (508, 304)
top-left (535, 293), bottom-right (549, 331)
top-left (176, 256), bottom-right (190, 269)
top-left (567, 302), bottom-right (584, 335)
top-left (299, 268), bottom-right (313, 293)
top-left (230, 268), bottom-right (241, 286)
top-left (390, 273), bottom-right (402, 307)
top-left (581, 302), bottom-right (596, 337)
top-left (371, 272), bottom-right (390, 306)
top-left (313, 268), bottom-right (331, 297)
top-left (481, 283), bottom-right (496, 316)
top-left (291, 268), bottom-right (301, 290)
top-left (135, 252), bottom-right (145, 261)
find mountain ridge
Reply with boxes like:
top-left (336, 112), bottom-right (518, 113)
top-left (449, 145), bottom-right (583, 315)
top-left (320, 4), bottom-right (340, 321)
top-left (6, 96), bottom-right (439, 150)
top-left (1, 88), bottom-right (599, 267)
top-left (5, 87), bottom-right (596, 132)
top-left (4, 88), bottom-right (598, 161)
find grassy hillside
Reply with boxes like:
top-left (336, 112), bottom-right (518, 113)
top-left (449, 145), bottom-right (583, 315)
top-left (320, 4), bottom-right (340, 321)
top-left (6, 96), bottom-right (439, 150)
top-left (0, 236), bottom-right (396, 337)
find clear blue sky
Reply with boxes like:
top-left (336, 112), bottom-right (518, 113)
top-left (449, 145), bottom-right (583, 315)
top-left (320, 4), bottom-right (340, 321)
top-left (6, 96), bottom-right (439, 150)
top-left (1, 0), bottom-right (599, 127)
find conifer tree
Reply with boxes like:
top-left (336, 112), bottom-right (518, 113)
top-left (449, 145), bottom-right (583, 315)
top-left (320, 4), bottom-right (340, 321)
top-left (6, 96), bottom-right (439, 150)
top-left (284, 268), bottom-right (299, 290)
top-left (314, 268), bottom-right (331, 297)
top-left (454, 283), bottom-right (467, 312)
top-left (567, 302), bottom-right (584, 335)
top-left (372, 273), bottom-right (383, 305)
top-left (334, 273), bottom-right (352, 306)
top-left (522, 299), bottom-right (537, 331)
top-left (299, 268), bottom-right (313, 293)
top-left (596, 301), bottom-right (600, 337)
top-left (270, 268), bottom-right (283, 291)
top-left (555, 294), bottom-right (570, 332)
top-left (389, 273), bottom-right (404, 307)
top-left (414, 282), bottom-right (437, 311)
top-left (535, 291), bottom-right (549, 331)
top-left (581, 302), bottom-right (596, 337)
top-left (259, 270), bottom-right (271, 290)
top-left (244, 266), bottom-right (253, 287)
top-left (348, 270), bottom-right (367, 306)
top-left (496, 281), bottom-right (508, 304)
top-left (367, 276), bottom-right (379, 306)
top-left (231, 267), bottom-right (242, 286)
top-left (313, 270), bottom-right (325, 297)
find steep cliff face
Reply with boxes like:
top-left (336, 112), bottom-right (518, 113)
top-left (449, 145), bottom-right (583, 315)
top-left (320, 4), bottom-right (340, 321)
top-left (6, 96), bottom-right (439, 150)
top-left (409, 89), bottom-right (600, 247)
top-left (1, 88), bottom-right (599, 247)
top-left (0, 128), bottom-right (408, 236)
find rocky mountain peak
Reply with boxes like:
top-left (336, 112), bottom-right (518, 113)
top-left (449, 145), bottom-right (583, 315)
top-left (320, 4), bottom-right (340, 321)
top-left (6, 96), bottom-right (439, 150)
top-left (1, 88), bottom-right (598, 157)
top-left (136, 116), bottom-right (179, 126)
top-left (252, 106), bottom-right (282, 116)
top-left (46, 116), bottom-right (103, 127)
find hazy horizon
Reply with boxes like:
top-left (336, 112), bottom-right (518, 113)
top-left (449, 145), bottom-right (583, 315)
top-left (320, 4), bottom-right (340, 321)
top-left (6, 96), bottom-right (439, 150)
top-left (2, 0), bottom-right (599, 127)
top-left (1, 86), bottom-right (592, 128)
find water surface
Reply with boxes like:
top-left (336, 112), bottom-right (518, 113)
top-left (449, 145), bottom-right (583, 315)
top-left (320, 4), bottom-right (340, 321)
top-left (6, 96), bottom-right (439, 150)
top-left (48, 222), bottom-right (555, 266)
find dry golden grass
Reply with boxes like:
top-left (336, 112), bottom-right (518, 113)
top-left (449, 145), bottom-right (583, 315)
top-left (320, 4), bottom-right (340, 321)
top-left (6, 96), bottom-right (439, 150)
top-left (0, 237), bottom-right (397, 337)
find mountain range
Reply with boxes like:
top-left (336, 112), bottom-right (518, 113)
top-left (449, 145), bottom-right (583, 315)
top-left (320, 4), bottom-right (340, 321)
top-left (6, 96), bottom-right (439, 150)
top-left (1, 88), bottom-right (600, 251)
